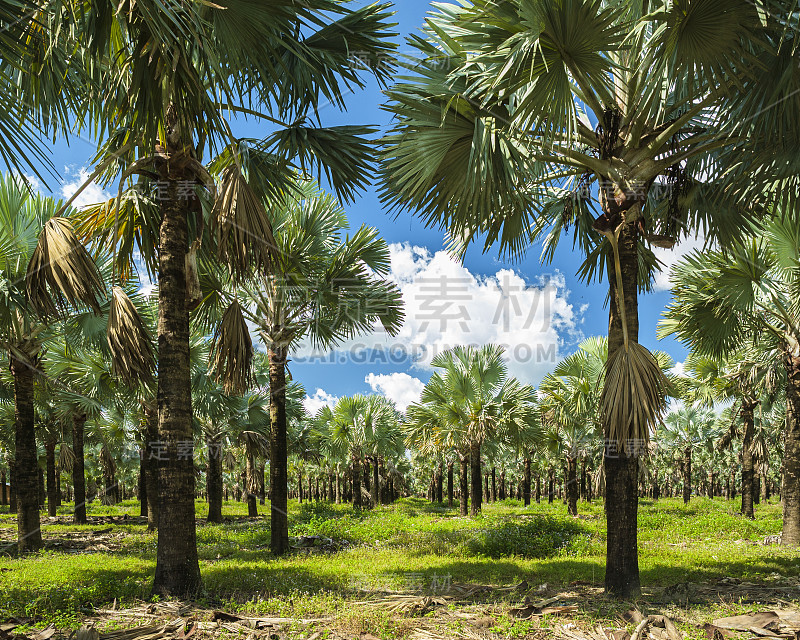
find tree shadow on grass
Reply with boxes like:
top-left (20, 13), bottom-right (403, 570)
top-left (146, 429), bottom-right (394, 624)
top-left (201, 562), bottom-right (347, 599)
top-left (0, 564), bottom-right (153, 617)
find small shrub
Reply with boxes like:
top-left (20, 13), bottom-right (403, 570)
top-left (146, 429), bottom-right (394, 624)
top-left (467, 515), bottom-right (586, 558)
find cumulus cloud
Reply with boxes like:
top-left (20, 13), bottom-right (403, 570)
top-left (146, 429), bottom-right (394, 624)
top-left (60, 166), bottom-right (110, 209)
top-left (670, 360), bottom-right (686, 377)
top-left (303, 388), bottom-right (339, 415)
top-left (365, 372), bottom-right (425, 411)
top-left (296, 243), bottom-right (584, 385)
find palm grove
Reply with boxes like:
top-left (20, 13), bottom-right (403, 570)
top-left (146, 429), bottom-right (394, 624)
top-left (0, 0), bottom-right (797, 603)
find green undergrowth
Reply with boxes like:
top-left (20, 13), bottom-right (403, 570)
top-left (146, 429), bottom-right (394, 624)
top-left (0, 496), bottom-right (796, 628)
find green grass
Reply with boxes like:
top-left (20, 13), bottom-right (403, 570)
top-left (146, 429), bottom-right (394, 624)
top-left (0, 496), bottom-right (797, 637)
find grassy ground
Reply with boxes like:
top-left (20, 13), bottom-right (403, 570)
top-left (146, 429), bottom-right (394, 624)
top-left (0, 496), bottom-right (797, 638)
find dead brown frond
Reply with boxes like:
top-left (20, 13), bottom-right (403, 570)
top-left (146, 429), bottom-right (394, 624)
top-left (107, 286), bottom-right (155, 386)
top-left (210, 299), bottom-right (253, 396)
top-left (212, 164), bottom-right (277, 278)
top-left (58, 442), bottom-right (77, 472)
top-left (26, 217), bottom-right (105, 317)
top-left (601, 342), bottom-right (669, 456)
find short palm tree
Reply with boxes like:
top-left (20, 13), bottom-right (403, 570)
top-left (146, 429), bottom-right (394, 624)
top-left (662, 216), bottom-right (800, 543)
top-left (317, 395), bottom-right (401, 511)
top-left (676, 352), bottom-right (770, 518)
top-left (406, 344), bottom-right (538, 515)
top-left (658, 407), bottom-right (719, 504)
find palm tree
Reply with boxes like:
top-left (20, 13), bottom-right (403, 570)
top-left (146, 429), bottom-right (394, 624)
top-left (68, 0), bottom-right (397, 595)
top-left (406, 344), bottom-right (538, 515)
top-left (378, 0), bottom-right (789, 596)
top-left (658, 407), bottom-right (719, 504)
top-left (318, 395), bottom-right (401, 511)
top-left (0, 175), bottom-right (105, 551)
top-left (663, 216), bottom-right (800, 543)
top-left (226, 182), bottom-right (403, 554)
top-left (676, 352), bottom-right (770, 518)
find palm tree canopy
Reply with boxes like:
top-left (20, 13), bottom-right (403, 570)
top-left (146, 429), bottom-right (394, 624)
top-left (378, 0), bottom-right (792, 277)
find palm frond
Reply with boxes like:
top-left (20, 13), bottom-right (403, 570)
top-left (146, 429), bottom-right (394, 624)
top-left (601, 342), bottom-right (669, 455)
top-left (107, 286), bottom-right (155, 386)
top-left (210, 299), bottom-right (254, 396)
top-left (26, 216), bottom-right (105, 317)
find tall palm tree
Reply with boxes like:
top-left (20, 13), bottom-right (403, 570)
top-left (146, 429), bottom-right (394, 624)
top-left (68, 0), bottom-right (397, 595)
top-left (406, 344), bottom-right (538, 515)
top-left (0, 174), bottom-right (104, 551)
top-left (378, 0), bottom-right (788, 597)
top-left (223, 182), bottom-right (403, 554)
top-left (662, 216), bottom-right (800, 543)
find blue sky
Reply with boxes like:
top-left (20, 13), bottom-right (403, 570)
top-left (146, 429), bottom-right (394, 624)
top-left (30, 0), bottom-right (692, 413)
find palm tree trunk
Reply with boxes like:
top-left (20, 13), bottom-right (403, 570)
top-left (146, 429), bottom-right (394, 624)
top-left (372, 457), bottom-right (380, 506)
top-left (259, 462), bottom-right (266, 505)
top-left (298, 469), bottom-right (303, 503)
top-left (603, 218), bottom-right (641, 598)
top-left (523, 458), bottom-right (531, 506)
top-left (206, 435), bottom-right (223, 523)
top-left (535, 472), bottom-right (541, 503)
top-left (268, 344), bottom-right (290, 554)
top-left (567, 457), bottom-right (578, 516)
top-left (782, 350), bottom-right (800, 544)
top-left (46, 440), bottom-right (57, 517)
top-left (483, 472), bottom-right (489, 503)
top-left (739, 397), bottom-right (757, 518)
top-left (683, 447), bottom-right (692, 504)
top-left (139, 452), bottom-right (148, 517)
top-left (72, 413), bottom-right (87, 525)
top-left (491, 467), bottom-right (497, 502)
top-left (580, 457), bottom-right (587, 501)
top-left (9, 463), bottom-right (17, 513)
top-left (470, 442), bottom-right (482, 515)
top-left (1, 467), bottom-right (6, 507)
top-left (335, 471), bottom-right (341, 504)
top-left (352, 454), bottom-right (362, 510)
top-left (548, 468), bottom-right (554, 503)
top-left (152, 138), bottom-right (201, 597)
top-left (12, 354), bottom-right (42, 552)
top-left (459, 453), bottom-right (468, 516)
top-left (446, 462), bottom-right (454, 508)
top-left (245, 450), bottom-right (258, 517)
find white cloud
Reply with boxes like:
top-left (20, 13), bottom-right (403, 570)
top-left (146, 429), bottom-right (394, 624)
top-left (652, 233), bottom-right (707, 292)
top-left (60, 166), bottom-right (110, 209)
top-left (365, 372), bottom-right (425, 411)
top-left (303, 388), bottom-right (339, 415)
top-left (670, 360), bottom-right (685, 377)
top-left (296, 243), bottom-right (584, 385)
